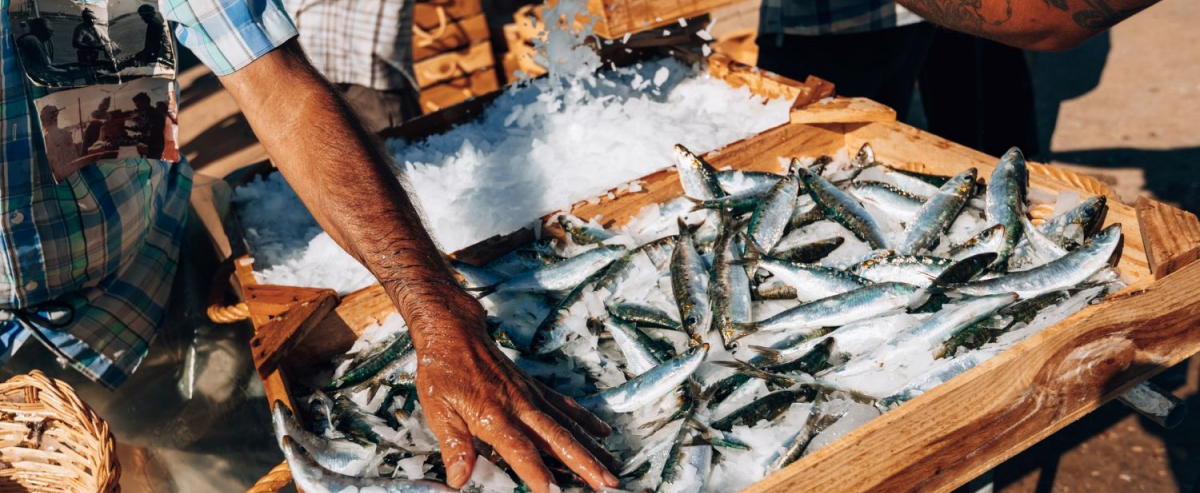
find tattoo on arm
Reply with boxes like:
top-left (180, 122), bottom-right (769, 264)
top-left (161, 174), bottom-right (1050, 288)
top-left (1072, 0), bottom-right (1143, 28)
top-left (907, 0), bottom-right (1013, 33)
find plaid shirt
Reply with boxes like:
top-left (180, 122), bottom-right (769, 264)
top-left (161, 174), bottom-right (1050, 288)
top-left (0, 0), bottom-right (297, 387)
top-left (759, 0), bottom-right (924, 36)
top-left (280, 0), bottom-right (415, 91)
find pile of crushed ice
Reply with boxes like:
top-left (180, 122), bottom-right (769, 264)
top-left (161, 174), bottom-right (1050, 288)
top-left (231, 57), bottom-right (791, 294)
top-left (303, 152), bottom-right (1123, 493)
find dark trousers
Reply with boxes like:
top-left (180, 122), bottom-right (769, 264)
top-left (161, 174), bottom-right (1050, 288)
top-left (919, 29), bottom-right (1040, 156)
top-left (337, 83), bottom-right (423, 132)
top-left (756, 23), bottom-right (935, 122)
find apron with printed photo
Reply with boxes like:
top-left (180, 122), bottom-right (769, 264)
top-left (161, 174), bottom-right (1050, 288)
top-left (9, 0), bottom-right (179, 181)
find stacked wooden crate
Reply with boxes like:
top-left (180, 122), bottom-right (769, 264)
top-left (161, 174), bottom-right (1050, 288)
top-left (501, 4), bottom-right (549, 81)
top-left (413, 0), bottom-right (500, 114)
top-left (708, 0), bottom-right (761, 65)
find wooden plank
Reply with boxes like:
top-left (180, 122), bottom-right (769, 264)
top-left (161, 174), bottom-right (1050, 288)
top-left (843, 120), bottom-right (1150, 284)
top-left (414, 41), bottom-right (495, 89)
top-left (791, 97), bottom-right (897, 124)
top-left (413, 14), bottom-right (490, 62)
top-left (751, 260), bottom-right (1200, 493)
top-left (586, 0), bottom-right (743, 39)
top-left (413, 0), bottom-right (482, 29)
top-left (245, 284), bottom-right (339, 378)
top-left (1136, 196), bottom-right (1200, 279)
top-left (705, 53), bottom-right (809, 101)
top-left (419, 67), bottom-right (501, 114)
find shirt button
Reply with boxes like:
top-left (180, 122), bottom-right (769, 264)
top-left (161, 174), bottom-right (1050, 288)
top-left (24, 281), bottom-right (38, 291)
top-left (11, 211), bottom-right (23, 225)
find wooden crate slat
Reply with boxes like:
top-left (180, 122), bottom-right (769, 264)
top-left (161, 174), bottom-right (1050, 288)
top-left (414, 41), bottom-right (495, 89)
top-left (1136, 196), bottom-right (1200, 278)
top-left (586, 0), bottom-right (743, 39)
top-left (244, 284), bottom-right (339, 378)
top-left (413, 13), bottom-right (490, 62)
top-left (791, 97), bottom-right (897, 124)
top-left (419, 67), bottom-right (501, 114)
top-left (413, 0), bottom-right (482, 29)
top-left (750, 261), bottom-right (1200, 493)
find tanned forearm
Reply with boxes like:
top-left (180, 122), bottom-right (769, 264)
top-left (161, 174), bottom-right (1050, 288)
top-left (220, 40), bottom-right (479, 340)
top-left (895, 0), bottom-right (1158, 51)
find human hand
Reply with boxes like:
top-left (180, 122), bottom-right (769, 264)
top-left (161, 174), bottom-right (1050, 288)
top-left (407, 290), bottom-right (620, 493)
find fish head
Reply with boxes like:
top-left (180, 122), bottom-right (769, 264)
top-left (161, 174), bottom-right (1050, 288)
top-left (853, 143), bottom-right (875, 168)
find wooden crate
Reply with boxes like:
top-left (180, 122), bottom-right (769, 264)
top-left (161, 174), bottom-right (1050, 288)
top-left (413, 13), bottom-right (489, 62)
top-left (231, 55), bottom-right (1200, 493)
top-left (419, 66), bottom-right (501, 114)
top-left (414, 40), bottom-right (495, 89)
top-left (585, 0), bottom-right (743, 39)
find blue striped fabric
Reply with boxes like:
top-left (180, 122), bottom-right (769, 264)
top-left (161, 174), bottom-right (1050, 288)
top-left (0, 0), bottom-right (296, 387)
top-left (759, 0), bottom-right (925, 36)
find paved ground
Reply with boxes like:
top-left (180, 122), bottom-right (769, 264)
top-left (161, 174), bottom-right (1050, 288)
top-left (150, 0), bottom-right (1200, 490)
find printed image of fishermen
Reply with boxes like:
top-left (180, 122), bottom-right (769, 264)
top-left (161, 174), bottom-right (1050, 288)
top-left (9, 0), bottom-right (175, 88)
top-left (33, 77), bottom-right (180, 181)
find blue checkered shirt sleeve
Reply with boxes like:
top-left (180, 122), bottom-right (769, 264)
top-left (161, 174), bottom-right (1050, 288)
top-left (163, 0), bottom-right (299, 75)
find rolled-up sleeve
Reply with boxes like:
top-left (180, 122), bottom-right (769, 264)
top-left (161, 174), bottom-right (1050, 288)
top-left (162, 0), bottom-right (298, 75)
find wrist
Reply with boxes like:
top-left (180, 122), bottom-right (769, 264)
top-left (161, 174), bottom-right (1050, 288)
top-left (385, 276), bottom-right (487, 343)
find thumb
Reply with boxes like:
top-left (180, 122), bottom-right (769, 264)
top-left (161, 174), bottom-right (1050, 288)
top-left (432, 411), bottom-right (477, 488)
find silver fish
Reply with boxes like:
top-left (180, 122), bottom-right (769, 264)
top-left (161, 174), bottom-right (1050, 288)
top-left (308, 390), bottom-right (335, 437)
top-left (984, 147), bottom-right (1028, 266)
top-left (845, 181), bottom-right (925, 223)
top-left (949, 224), bottom-right (1121, 299)
top-left (558, 214), bottom-right (614, 245)
top-left (830, 293), bottom-right (1017, 381)
top-left (1008, 214), bottom-right (1071, 271)
top-left (688, 188), bottom-right (767, 215)
top-left (710, 216), bottom-right (755, 348)
top-left (747, 161), bottom-right (802, 253)
top-left (799, 167), bottom-right (889, 249)
top-left (717, 169), bottom-right (781, 196)
top-left (671, 219), bottom-right (712, 341)
top-left (606, 318), bottom-right (668, 375)
top-left (897, 168), bottom-right (976, 255)
top-left (280, 436), bottom-right (454, 493)
top-left (657, 440), bottom-right (712, 493)
top-left (577, 345), bottom-right (708, 413)
top-left (450, 260), bottom-right (509, 290)
top-left (674, 144), bottom-right (725, 200)
top-left (530, 261), bottom-right (625, 354)
top-left (1039, 195), bottom-right (1108, 250)
top-left (478, 245), bottom-right (627, 295)
top-left (878, 352), bottom-right (988, 409)
top-left (947, 224), bottom-right (1007, 262)
top-left (736, 282), bottom-right (922, 336)
top-left (742, 239), bottom-right (868, 302)
top-left (271, 402), bottom-right (376, 476)
top-left (853, 254), bottom-right (954, 288)
top-left (608, 301), bottom-right (682, 331)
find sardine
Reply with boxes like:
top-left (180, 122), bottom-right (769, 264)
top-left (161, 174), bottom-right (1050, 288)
top-left (947, 224), bottom-right (1007, 261)
top-left (877, 352), bottom-right (988, 409)
top-left (740, 239), bottom-right (868, 302)
top-left (530, 264), bottom-right (620, 354)
top-left (606, 318), bottom-right (673, 375)
top-left (799, 167), bottom-right (889, 249)
top-left (948, 224), bottom-right (1121, 299)
top-left (281, 436), bottom-right (454, 492)
top-left (688, 189), bottom-right (767, 215)
top-left (734, 282), bottom-right (922, 337)
top-left (326, 333), bottom-right (413, 391)
top-left (716, 170), bottom-right (781, 195)
top-left (984, 147), bottom-right (1029, 266)
top-left (308, 390), bottom-right (335, 437)
top-left (747, 162), bottom-right (802, 253)
top-left (853, 254), bottom-right (954, 288)
top-left (897, 168), bottom-right (976, 255)
top-left (710, 214), bottom-right (755, 348)
top-left (577, 345), bottom-right (708, 413)
top-left (272, 401), bottom-right (377, 476)
top-left (670, 219), bottom-right (712, 340)
top-left (674, 144), bottom-right (725, 200)
top-left (710, 387), bottom-right (818, 431)
top-left (558, 214), bottom-right (614, 245)
top-left (846, 181), bottom-right (925, 222)
top-left (477, 245), bottom-right (627, 296)
top-left (773, 237), bottom-right (845, 264)
top-left (607, 301), bottom-right (682, 331)
top-left (450, 260), bottom-right (509, 290)
top-left (332, 396), bottom-right (389, 445)
top-left (705, 338), bottom-right (835, 410)
top-left (1039, 195), bottom-right (1108, 250)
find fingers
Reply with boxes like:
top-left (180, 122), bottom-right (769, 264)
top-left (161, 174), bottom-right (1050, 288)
top-left (426, 409), bottom-right (477, 488)
top-left (475, 413), bottom-right (557, 493)
top-left (521, 409), bottom-right (620, 491)
top-left (532, 379), bottom-right (612, 437)
top-left (534, 394), bottom-right (621, 473)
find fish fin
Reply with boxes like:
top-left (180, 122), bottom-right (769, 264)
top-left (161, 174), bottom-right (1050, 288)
top-left (463, 284), bottom-right (498, 298)
top-left (684, 196), bottom-right (708, 212)
top-left (748, 345), bottom-right (783, 364)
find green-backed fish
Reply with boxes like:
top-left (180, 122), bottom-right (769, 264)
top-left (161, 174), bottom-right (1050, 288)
top-left (747, 161), bottom-right (802, 253)
top-left (947, 224), bottom-right (1121, 299)
top-left (475, 245), bottom-right (627, 296)
top-left (897, 168), bottom-right (977, 255)
top-left (280, 436), bottom-right (455, 492)
top-left (608, 301), bottom-right (682, 331)
top-left (740, 239), bottom-right (868, 301)
top-left (845, 181), bottom-right (925, 223)
top-left (734, 282), bottom-right (922, 338)
top-left (577, 345), bottom-right (709, 413)
top-left (674, 144), bottom-right (725, 200)
top-left (799, 167), bottom-right (889, 249)
top-left (558, 214), bottom-right (614, 245)
top-left (947, 224), bottom-right (1007, 261)
top-left (711, 214), bottom-right (755, 348)
top-left (773, 237), bottom-right (845, 264)
top-left (671, 219), bottom-right (712, 341)
top-left (984, 147), bottom-right (1029, 267)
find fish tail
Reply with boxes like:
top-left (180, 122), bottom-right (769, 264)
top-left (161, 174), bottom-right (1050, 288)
top-left (748, 345), bottom-right (784, 364)
top-left (464, 284), bottom-right (498, 298)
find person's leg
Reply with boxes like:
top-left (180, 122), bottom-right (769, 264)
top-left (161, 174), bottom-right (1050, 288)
top-left (756, 23), bottom-right (935, 121)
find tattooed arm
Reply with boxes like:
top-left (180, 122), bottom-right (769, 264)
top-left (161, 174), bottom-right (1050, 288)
top-left (896, 0), bottom-right (1159, 50)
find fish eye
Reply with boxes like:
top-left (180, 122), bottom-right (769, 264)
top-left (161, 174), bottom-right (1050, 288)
top-left (685, 315), bottom-right (698, 326)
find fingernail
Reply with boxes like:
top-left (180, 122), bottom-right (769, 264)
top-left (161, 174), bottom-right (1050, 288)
top-left (447, 460), bottom-right (470, 487)
top-left (601, 470), bottom-right (620, 487)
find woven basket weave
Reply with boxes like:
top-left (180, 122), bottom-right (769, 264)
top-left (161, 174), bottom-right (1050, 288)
top-left (0, 370), bottom-right (120, 493)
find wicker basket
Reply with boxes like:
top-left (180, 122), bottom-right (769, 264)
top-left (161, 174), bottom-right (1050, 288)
top-left (0, 370), bottom-right (120, 493)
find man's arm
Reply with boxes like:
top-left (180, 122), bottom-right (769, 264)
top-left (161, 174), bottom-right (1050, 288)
top-left (220, 40), bottom-right (619, 493)
top-left (895, 0), bottom-right (1159, 50)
